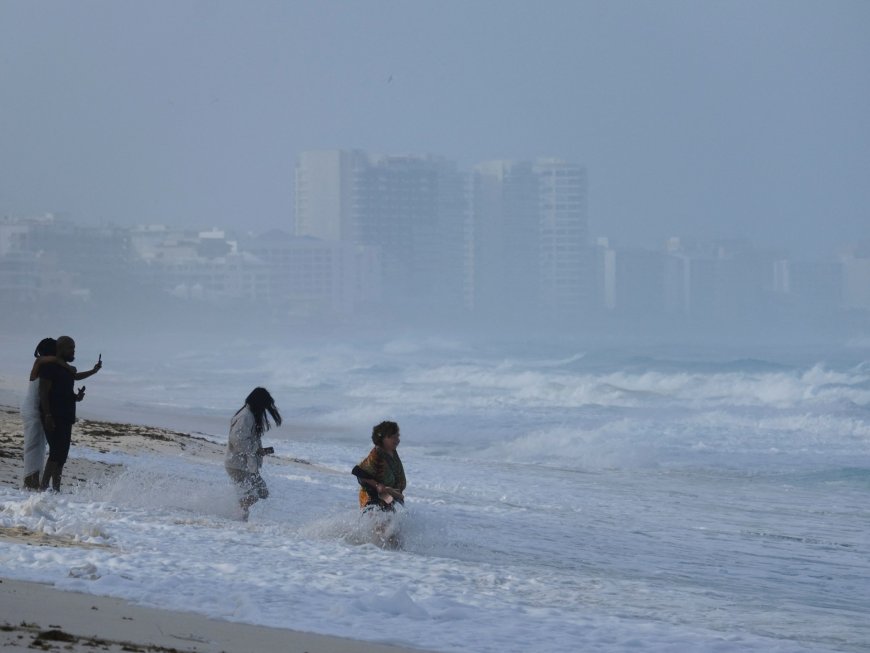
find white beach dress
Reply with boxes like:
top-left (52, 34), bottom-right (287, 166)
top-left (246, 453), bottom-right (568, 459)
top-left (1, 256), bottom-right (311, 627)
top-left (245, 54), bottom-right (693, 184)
top-left (21, 378), bottom-right (46, 480)
top-left (224, 407), bottom-right (261, 474)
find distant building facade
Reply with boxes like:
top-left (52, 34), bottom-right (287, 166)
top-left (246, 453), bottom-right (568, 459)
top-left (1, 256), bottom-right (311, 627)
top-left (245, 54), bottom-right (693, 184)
top-left (2, 148), bottom-right (865, 335)
top-left (295, 150), bottom-right (470, 318)
top-left (472, 158), bottom-right (590, 323)
top-left (535, 159), bottom-right (590, 318)
top-left (473, 160), bottom-right (541, 321)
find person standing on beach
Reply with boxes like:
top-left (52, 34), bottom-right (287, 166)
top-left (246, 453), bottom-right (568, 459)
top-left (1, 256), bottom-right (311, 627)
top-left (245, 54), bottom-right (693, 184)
top-left (224, 387), bottom-right (281, 520)
top-left (38, 335), bottom-right (99, 491)
top-left (22, 338), bottom-right (57, 489)
top-left (24, 338), bottom-right (101, 489)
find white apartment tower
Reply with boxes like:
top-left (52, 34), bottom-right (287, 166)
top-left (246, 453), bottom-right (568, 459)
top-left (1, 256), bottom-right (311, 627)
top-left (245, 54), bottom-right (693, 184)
top-left (294, 150), bottom-right (367, 241)
top-left (535, 158), bottom-right (589, 316)
top-left (473, 158), bottom-right (590, 321)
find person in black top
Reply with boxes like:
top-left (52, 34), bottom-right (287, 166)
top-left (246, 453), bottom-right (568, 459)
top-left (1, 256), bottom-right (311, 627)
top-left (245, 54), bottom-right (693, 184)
top-left (39, 336), bottom-right (88, 491)
top-left (24, 338), bottom-right (101, 489)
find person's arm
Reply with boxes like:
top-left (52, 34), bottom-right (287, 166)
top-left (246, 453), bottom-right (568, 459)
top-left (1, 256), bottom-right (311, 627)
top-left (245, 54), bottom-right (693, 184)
top-left (74, 354), bottom-right (101, 381)
top-left (31, 355), bottom-right (73, 381)
top-left (383, 487), bottom-right (404, 502)
top-left (30, 359), bottom-right (42, 382)
top-left (38, 355), bottom-right (77, 374)
top-left (352, 465), bottom-right (382, 491)
top-left (352, 465), bottom-right (404, 503)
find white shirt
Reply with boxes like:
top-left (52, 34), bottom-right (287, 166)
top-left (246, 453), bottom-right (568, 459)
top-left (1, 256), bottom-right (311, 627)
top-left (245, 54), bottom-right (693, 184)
top-left (224, 406), bottom-right (262, 473)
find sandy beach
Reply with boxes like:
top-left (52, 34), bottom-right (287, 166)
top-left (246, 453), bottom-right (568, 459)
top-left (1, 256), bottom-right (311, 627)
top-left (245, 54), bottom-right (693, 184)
top-left (0, 404), bottom-right (434, 653)
top-left (0, 576), bottom-right (431, 653)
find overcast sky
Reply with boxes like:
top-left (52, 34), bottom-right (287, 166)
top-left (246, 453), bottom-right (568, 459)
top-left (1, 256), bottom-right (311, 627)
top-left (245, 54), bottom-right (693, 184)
top-left (1, 1), bottom-right (867, 256)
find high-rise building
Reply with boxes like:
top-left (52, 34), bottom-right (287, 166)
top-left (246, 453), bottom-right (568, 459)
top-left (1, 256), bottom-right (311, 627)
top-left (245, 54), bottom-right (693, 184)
top-left (294, 150), bottom-right (471, 317)
top-left (294, 150), bottom-right (368, 241)
top-left (472, 158), bottom-right (590, 322)
top-left (472, 160), bottom-right (540, 320)
top-left (535, 159), bottom-right (589, 317)
top-left (294, 151), bottom-right (592, 322)
top-left (356, 154), bottom-right (469, 312)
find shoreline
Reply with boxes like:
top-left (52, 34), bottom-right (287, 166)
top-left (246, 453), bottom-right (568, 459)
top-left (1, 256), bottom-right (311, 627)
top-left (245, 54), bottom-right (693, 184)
top-left (0, 404), bottom-right (435, 653)
top-left (0, 577), bottom-right (427, 653)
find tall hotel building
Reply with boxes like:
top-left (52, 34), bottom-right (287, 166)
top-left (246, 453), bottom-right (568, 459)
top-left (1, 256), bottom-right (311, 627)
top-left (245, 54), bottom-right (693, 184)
top-left (472, 160), bottom-right (540, 320)
top-left (294, 150), bottom-right (368, 241)
top-left (535, 159), bottom-right (589, 316)
top-left (473, 159), bottom-right (590, 321)
top-left (294, 150), bottom-right (471, 317)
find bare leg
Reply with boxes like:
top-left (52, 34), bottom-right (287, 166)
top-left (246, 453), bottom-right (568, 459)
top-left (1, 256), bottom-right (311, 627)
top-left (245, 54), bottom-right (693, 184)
top-left (239, 495), bottom-right (258, 521)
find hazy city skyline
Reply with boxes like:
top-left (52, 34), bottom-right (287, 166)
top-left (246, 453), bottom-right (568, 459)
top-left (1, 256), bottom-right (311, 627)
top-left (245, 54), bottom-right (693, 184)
top-left (2, 1), bottom-right (868, 258)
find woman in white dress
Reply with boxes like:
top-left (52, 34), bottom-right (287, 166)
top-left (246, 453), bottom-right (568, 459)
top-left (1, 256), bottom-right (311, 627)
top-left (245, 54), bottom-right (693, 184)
top-left (22, 338), bottom-right (59, 489)
top-left (225, 387), bottom-right (281, 520)
top-left (22, 338), bottom-right (102, 490)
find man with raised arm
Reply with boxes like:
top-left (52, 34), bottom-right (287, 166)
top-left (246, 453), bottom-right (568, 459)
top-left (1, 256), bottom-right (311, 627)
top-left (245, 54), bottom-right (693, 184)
top-left (39, 336), bottom-right (100, 491)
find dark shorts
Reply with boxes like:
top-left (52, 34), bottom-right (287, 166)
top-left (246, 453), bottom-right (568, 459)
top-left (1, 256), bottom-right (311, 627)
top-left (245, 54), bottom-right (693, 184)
top-left (45, 419), bottom-right (73, 465)
top-left (226, 468), bottom-right (269, 501)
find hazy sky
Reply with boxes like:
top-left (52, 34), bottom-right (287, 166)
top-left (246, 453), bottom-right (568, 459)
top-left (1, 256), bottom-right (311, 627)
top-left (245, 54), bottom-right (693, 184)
top-left (1, 1), bottom-right (867, 255)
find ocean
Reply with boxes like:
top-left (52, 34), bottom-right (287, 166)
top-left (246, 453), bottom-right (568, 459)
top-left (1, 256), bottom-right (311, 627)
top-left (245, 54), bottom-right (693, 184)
top-left (2, 334), bottom-right (869, 652)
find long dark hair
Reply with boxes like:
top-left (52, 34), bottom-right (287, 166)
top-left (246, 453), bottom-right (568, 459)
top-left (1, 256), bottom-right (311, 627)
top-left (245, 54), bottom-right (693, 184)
top-left (238, 387), bottom-right (282, 435)
top-left (34, 338), bottom-right (56, 357)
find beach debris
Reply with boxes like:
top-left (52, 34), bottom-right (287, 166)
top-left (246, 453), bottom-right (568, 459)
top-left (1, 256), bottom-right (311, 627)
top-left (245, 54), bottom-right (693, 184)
top-left (68, 562), bottom-right (100, 580)
top-left (37, 628), bottom-right (76, 641)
